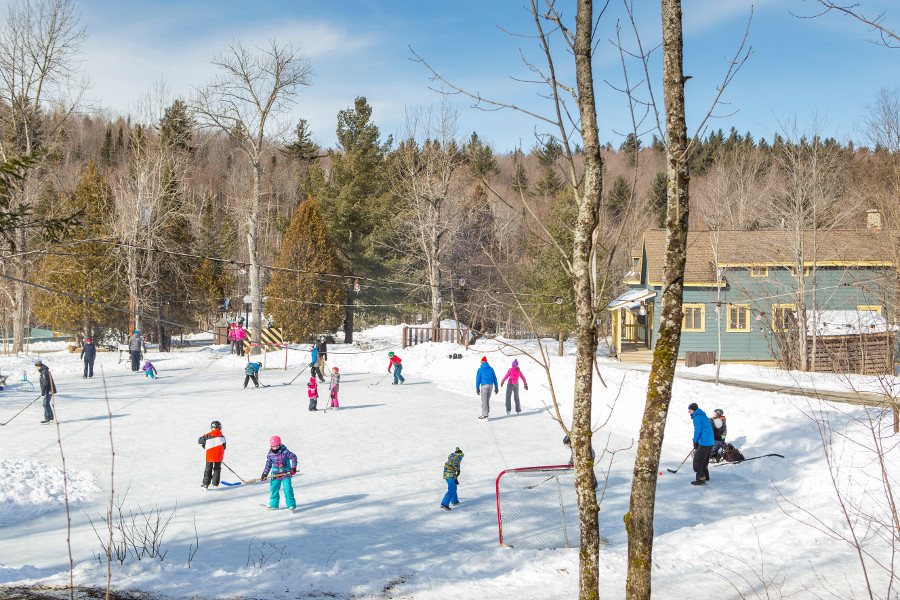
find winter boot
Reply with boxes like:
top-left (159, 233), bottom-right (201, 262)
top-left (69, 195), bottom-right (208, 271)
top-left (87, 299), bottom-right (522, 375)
top-left (441, 504), bottom-right (451, 511)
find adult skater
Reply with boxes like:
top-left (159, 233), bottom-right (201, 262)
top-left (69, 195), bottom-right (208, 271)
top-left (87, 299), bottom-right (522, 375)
top-left (310, 344), bottom-right (325, 382)
top-left (387, 352), bottom-right (405, 385)
top-left (316, 336), bottom-right (328, 362)
top-left (261, 435), bottom-right (297, 511)
top-left (198, 420), bottom-right (226, 489)
top-left (710, 408), bottom-right (727, 462)
top-left (80, 337), bottom-right (96, 378)
top-left (35, 360), bottom-right (57, 424)
top-left (689, 402), bottom-right (715, 485)
top-left (475, 356), bottom-right (498, 420)
top-left (500, 359), bottom-right (528, 415)
top-left (440, 447), bottom-right (464, 511)
top-left (128, 330), bottom-right (146, 372)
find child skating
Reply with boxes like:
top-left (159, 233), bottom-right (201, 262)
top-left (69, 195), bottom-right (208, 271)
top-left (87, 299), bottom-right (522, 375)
top-left (307, 376), bottom-right (319, 411)
top-left (142, 359), bottom-right (158, 379)
top-left (198, 420), bottom-right (226, 489)
top-left (500, 359), bottom-right (528, 415)
top-left (387, 351), bottom-right (405, 384)
top-left (244, 362), bottom-right (261, 388)
top-left (328, 367), bottom-right (340, 409)
top-left (260, 435), bottom-right (297, 511)
top-left (441, 447), bottom-right (464, 511)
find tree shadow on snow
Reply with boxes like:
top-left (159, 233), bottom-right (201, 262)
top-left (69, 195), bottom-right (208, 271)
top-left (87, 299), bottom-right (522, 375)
top-left (294, 493), bottom-right (368, 512)
top-left (62, 413), bottom-right (129, 424)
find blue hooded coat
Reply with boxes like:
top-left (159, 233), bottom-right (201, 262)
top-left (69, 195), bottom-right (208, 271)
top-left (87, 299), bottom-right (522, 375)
top-left (691, 407), bottom-right (715, 446)
top-left (475, 362), bottom-right (498, 391)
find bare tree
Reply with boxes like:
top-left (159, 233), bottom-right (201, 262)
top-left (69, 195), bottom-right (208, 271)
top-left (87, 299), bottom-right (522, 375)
top-left (394, 103), bottom-right (468, 329)
top-left (807, 1), bottom-right (899, 48)
top-left (193, 39), bottom-right (312, 348)
top-left (0, 0), bottom-right (87, 353)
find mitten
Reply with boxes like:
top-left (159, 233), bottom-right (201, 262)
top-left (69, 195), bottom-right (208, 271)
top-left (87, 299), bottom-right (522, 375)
top-left (500, 381), bottom-right (504, 387)
top-left (494, 387), bottom-right (499, 393)
top-left (693, 442), bottom-right (699, 449)
top-left (476, 387), bottom-right (480, 394)
top-left (291, 468), bottom-right (296, 475)
top-left (524, 384), bottom-right (528, 391)
top-left (261, 473), bottom-right (268, 481)
top-left (455, 477), bottom-right (459, 485)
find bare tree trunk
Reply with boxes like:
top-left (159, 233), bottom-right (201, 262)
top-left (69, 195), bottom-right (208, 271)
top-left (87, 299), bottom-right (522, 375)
top-left (572, 2), bottom-right (603, 598)
top-left (626, 2), bottom-right (690, 598)
top-left (248, 160), bottom-right (263, 352)
top-left (429, 231), bottom-right (442, 329)
top-left (13, 229), bottom-right (26, 353)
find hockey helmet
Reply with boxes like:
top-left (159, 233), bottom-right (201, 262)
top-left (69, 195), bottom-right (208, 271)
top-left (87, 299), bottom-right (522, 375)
top-left (332, 366), bottom-right (339, 372)
top-left (388, 352), bottom-right (394, 357)
top-left (210, 420), bottom-right (222, 430)
top-left (563, 435), bottom-right (571, 446)
top-left (269, 435), bottom-right (281, 447)
top-left (713, 408), bottom-right (724, 416)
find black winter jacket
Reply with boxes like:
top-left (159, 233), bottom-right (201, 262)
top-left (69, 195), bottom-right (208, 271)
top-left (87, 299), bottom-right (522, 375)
top-left (38, 365), bottom-right (57, 395)
top-left (80, 342), bottom-right (96, 362)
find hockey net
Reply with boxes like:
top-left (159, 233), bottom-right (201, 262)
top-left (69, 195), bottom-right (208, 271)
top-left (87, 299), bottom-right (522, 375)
top-left (495, 465), bottom-right (579, 549)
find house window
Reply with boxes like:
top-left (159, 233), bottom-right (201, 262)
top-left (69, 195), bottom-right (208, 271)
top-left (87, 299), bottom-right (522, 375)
top-left (727, 305), bottom-right (750, 332)
top-left (750, 266), bottom-right (768, 277)
top-left (772, 304), bottom-right (797, 331)
top-left (682, 304), bottom-right (705, 332)
top-left (789, 266), bottom-right (810, 277)
top-left (632, 257), bottom-right (640, 271)
top-left (858, 305), bottom-right (882, 315)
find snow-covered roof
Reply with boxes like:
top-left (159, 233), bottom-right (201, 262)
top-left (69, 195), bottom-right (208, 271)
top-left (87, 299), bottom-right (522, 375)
top-left (806, 310), bottom-right (895, 336)
top-left (607, 288), bottom-right (656, 310)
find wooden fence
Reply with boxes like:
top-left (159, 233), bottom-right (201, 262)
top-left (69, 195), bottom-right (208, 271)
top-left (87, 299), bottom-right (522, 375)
top-left (795, 332), bottom-right (895, 375)
top-left (402, 326), bottom-right (468, 349)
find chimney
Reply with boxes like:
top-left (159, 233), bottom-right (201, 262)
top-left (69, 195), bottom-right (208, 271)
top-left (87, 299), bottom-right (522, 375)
top-left (867, 208), bottom-right (882, 231)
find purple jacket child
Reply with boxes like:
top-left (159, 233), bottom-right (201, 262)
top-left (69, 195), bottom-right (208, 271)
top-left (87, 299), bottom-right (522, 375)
top-left (142, 360), bottom-right (158, 379)
top-left (500, 359), bottom-right (528, 415)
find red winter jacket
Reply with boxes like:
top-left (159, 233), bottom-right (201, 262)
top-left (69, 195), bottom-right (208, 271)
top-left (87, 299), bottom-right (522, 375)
top-left (388, 355), bottom-right (402, 371)
top-left (198, 428), bottom-right (226, 462)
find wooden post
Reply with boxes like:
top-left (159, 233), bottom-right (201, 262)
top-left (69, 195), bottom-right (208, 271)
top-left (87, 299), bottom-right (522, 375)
top-left (402, 326), bottom-right (407, 349)
top-left (894, 407), bottom-right (898, 434)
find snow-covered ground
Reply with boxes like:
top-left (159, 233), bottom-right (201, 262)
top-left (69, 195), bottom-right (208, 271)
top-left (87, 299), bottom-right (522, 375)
top-left (0, 325), bottom-right (897, 599)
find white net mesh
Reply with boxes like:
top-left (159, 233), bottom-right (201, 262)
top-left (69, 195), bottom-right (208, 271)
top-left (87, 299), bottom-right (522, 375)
top-left (496, 466), bottom-right (579, 549)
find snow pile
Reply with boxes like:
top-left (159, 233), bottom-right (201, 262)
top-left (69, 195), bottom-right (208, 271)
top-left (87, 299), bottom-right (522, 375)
top-left (0, 459), bottom-right (100, 526)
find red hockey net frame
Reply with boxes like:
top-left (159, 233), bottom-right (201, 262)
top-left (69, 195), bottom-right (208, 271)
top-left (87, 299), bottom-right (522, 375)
top-left (495, 464), bottom-right (577, 548)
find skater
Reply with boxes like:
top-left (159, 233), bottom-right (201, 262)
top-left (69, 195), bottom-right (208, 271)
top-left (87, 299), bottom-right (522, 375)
top-left (244, 361), bottom-right (261, 388)
top-left (387, 351), bottom-right (405, 385)
top-left (142, 359), bottom-right (158, 379)
top-left (198, 420), bottom-right (226, 489)
top-left (227, 322), bottom-right (237, 354)
top-left (500, 359), bottom-right (528, 415)
top-left (310, 344), bottom-right (325, 382)
top-left (328, 366), bottom-right (340, 409)
top-left (710, 408), bottom-right (727, 462)
top-left (35, 360), bottom-right (57, 424)
top-left (316, 336), bottom-right (328, 362)
top-left (441, 447), bottom-right (464, 511)
top-left (128, 330), bottom-right (146, 372)
top-left (688, 402), bottom-right (714, 485)
top-left (475, 356), bottom-right (498, 420)
top-left (307, 376), bottom-right (319, 411)
top-left (80, 337), bottom-right (96, 378)
top-left (234, 320), bottom-right (248, 357)
top-left (261, 435), bottom-right (297, 511)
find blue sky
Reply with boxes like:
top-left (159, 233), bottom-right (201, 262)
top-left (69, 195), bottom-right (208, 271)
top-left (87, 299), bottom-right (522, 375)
top-left (66, 0), bottom-right (899, 152)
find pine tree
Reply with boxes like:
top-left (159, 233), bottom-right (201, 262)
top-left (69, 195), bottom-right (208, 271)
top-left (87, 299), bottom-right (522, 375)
top-left (33, 161), bottom-right (123, 340)
top-left (648, 172), bottom-right (668, 228)
top-left (511, 161), bottom-right (529, 195)
top-left (620, 132), bottom-right (642, 166)
top-left (308, 96), bottom-right (396, 341)
top-left (99, 127), bottom-right (114, 167)
top-left (266, 198), bottom-right (344, 342)
top-left (605, 175), bottom-right (631, 219)
top-left (533, 139), bottom-right (563, 196)
top-left (160, 99), bottom-right (194, 151)
top-left (192, 196), bottom-right (234, 324)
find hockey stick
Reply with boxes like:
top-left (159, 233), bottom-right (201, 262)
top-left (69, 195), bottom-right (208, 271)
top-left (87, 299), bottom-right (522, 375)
top-left (712, 453), bottom-right (785, 467)
top-left (0, 395), bottom-right (42, 426)
top-left (524, 475), bottom-right (555, 490)
top-left (371, 372), bottom-right (390, 386)
top-left (282, 364), bottom-right (310, 386)
top-left (222, 462), bottom-right (245, 482)
top-left (666, 449), bottom-right (695, 474)
top-left (221, 472), bottom-right (293, 486)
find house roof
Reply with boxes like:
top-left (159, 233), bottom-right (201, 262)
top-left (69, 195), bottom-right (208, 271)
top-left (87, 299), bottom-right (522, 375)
top-left (640, 229), bottom-right (896, 285)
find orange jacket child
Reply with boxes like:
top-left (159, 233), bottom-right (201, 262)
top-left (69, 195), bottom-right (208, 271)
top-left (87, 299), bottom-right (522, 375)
top-left (198, 421), bottom-right (226, 489)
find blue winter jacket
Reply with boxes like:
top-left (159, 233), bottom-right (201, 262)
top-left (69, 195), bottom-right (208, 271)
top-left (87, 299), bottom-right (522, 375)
top-left (691, 408), bottom-right (715, 446)
top-left (475, 362), bottom-right (498, 391)
top-left (310, 348), bottom-right (319, 366)
top-left (245, 362), bottom-right (260, 375)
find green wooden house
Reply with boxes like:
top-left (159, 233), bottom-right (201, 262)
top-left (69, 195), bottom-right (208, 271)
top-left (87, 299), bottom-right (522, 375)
top-left (608, 227), bottom-right (896, 369)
